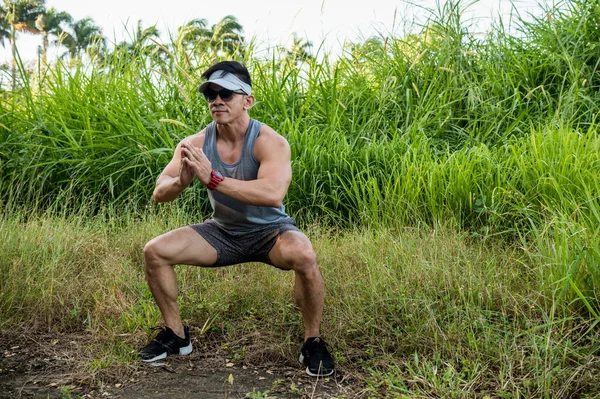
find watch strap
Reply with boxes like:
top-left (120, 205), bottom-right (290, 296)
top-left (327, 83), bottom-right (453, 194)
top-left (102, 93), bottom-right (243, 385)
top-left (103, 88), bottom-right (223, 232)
top-left (207, 170), bottom-right (224, 190)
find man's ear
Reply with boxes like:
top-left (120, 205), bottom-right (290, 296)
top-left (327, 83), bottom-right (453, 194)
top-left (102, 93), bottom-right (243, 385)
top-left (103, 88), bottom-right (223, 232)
top-left (244, 95), bottom-right (255, 110)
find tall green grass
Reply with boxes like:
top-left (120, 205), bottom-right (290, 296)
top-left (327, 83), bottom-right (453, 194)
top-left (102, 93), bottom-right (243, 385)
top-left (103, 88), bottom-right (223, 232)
top-left (2, 0), bottom-right (599, 218)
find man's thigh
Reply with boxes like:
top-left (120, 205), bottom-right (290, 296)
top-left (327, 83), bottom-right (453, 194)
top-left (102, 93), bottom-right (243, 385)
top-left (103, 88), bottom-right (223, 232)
top-left (146, 226), bottom-right (218, 267)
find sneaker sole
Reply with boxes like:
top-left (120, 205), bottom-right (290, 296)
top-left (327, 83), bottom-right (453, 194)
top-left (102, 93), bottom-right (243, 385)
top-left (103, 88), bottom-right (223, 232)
top-left (298, 354), bottom-right (334, 377)
top-left (142, 342), bottom-right (193, 363)
top-left (304, 366), bottom-right (335, 377)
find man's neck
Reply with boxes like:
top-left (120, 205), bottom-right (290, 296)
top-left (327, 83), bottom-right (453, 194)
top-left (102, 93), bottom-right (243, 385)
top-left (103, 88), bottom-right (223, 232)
top-left (216, 114), bottom-right (250, 144)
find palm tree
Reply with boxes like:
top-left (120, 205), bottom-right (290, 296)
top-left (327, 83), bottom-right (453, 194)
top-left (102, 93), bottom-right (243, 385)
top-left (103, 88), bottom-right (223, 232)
top-left (286, 33), bottom-right (313, 64)
top-left (34, 6), bottom-right (71, 65)
top-left (62, 17), bottom-right (105, 61)
top-left (208, 15), bottom-right (244, 56)
top-left (175, 18), bottom-right (210, 59)
top-left (173, 16), bottom-right (243, 63)
top-left (116, 20), bottom-right (160, 56)
top-left (131, 20), bottom-right (160, 60)
top-left (104, 20), bottom-right (163, 70)
top-left (0, 5), bottom-right (10, 48)
top-left (0, 13), bottom-right (8, 89)
top-left (2, 0), bottom-right (45, 89)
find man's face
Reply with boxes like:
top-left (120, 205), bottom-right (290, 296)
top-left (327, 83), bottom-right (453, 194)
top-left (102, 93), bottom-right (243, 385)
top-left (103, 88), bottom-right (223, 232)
top-left (206, 83), bottom-right (252, 125)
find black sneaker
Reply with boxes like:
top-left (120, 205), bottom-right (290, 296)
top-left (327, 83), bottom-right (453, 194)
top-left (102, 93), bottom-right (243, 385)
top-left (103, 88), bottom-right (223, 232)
top-left (299, 337), bottom-right (335, 377)
top-left (139, 326), bottom-right (192, 362)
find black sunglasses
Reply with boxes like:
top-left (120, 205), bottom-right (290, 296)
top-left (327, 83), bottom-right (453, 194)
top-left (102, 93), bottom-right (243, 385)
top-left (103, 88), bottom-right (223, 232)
top-left (203, 87), bottom-right (245, 102)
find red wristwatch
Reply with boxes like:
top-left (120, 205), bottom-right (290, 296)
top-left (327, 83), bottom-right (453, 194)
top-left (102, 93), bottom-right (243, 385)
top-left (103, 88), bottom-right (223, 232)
top-left (206, 170), bottom-right (224, 190)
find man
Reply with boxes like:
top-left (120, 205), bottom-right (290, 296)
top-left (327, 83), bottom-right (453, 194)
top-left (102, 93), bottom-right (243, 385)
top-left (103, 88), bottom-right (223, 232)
top-left (139, 61), bottom-right (334, 377)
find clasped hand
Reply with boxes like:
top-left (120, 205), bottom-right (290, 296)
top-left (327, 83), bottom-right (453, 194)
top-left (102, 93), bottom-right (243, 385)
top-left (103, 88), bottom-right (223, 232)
top-left (180, 141), bottom-right (212, 186)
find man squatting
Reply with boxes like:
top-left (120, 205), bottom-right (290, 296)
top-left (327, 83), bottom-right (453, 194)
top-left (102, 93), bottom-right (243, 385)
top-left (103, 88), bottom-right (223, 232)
top-left (139, 60), bottom-right (335, 377)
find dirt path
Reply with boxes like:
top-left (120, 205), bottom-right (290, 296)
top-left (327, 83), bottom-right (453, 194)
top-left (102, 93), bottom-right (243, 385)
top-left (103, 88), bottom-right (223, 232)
top-left (0, 332), bottom-right (361, 399)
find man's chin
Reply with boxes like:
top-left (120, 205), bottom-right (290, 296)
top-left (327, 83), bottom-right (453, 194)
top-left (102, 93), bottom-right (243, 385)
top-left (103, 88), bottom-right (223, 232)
top-left (212, 112), bottom-right (228, 121)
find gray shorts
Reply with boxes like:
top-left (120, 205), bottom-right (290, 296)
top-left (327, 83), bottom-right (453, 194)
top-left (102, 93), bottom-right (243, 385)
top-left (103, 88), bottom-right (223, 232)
top-left (189, 217), bottom-right (301, 267)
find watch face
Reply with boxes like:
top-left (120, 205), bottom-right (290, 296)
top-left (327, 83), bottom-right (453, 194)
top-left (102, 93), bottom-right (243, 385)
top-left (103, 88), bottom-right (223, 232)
top-left (214, 170), bottom-right (224, 179)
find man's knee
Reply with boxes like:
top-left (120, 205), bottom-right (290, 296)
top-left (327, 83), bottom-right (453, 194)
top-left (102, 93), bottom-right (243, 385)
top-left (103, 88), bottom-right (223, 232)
top-left (143, 237), bottom-right (164, 268)
top-left (298, 246), bottom-right (317, 266)
top-left (291, 245), bottom-right (318, 276)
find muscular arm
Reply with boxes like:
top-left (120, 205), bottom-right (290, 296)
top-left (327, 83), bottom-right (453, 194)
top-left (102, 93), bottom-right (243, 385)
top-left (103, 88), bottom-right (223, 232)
top-left (217, 129), bottom-right (291, 207)
top-left (153, 134), bottom-right (204, 202)
top-left (182, 126), bottom-right (292, 208)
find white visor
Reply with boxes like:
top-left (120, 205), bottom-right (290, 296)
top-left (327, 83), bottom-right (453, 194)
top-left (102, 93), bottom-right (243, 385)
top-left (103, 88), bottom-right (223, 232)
top-left (198, 70), bottom-right (252, 95)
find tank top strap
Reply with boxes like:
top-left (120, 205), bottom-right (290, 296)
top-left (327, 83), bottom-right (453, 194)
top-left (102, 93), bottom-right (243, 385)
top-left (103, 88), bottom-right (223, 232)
top-left (242, 118), bottom-right (262, 162)
top-left (203, 121), bottom-right (217, 157)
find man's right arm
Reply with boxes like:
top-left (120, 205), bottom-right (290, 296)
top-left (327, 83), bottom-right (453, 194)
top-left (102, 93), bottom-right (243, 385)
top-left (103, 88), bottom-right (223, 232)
top-left (153, 138), bottom-right (198, 202)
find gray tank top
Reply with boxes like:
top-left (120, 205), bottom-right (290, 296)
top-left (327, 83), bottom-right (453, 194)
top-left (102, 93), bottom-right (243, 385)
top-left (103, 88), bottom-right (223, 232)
top-left (202, 118), bottom-right (289, 230)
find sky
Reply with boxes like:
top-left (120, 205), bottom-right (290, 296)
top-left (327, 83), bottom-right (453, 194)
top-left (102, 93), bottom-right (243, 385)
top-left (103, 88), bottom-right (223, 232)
top-left (0, 0), bottom-right (547, 63)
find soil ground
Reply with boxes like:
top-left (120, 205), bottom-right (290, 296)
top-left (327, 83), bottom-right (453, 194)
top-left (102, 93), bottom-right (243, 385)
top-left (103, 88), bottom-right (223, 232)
top-left (0, 332), bottom-right (363, 399)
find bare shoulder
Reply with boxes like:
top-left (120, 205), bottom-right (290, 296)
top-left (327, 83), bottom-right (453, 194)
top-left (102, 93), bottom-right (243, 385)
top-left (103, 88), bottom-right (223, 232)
top-left (178, 130), bottom-right (206, 148)
top-left (254, 124), bottom-right (290, 160)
